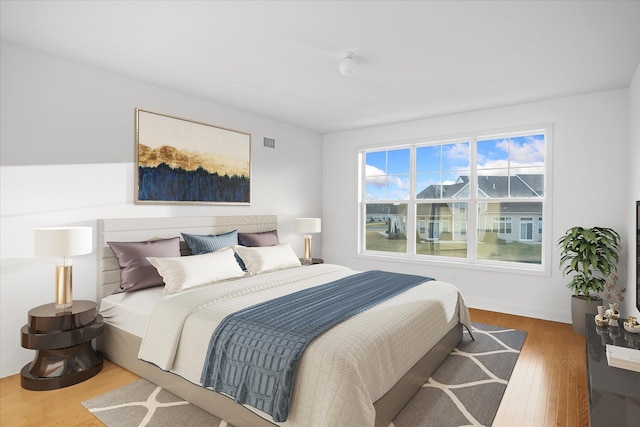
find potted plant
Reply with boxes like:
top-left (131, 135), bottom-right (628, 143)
top-left (558, 226), bottom-right (621, 335)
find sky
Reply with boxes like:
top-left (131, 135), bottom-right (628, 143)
top-left (365, 133), bottom-right (545, 201)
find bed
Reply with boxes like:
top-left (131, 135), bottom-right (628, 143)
top-left (96, 215), bottom-right (471, 427)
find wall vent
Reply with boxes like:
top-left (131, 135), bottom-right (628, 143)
top-left (263, 137), bottom-right (276, 148)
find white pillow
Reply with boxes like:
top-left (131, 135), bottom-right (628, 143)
top-left (147, 247), bottom-right (245, 294)
top-left (234, 243), bottom-right (302, 274)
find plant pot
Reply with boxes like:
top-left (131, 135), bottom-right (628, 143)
top-left (571, 295), bottom-right (601, 335)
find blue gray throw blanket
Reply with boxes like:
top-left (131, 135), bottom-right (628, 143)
top-left (200, 270), bottom-right (433, 422)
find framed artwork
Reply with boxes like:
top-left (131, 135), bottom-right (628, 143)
top-left (135, 108), bottom-right (251, 205)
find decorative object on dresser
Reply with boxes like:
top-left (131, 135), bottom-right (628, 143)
top-left (293, 217), bottom-right (321, 265)
top-left (606, 344), bottom-right (640, 372)
top-left (34, 226), bottom-right (93, 310)
top-left (135, 108), bottom-right (251, 205)
top-left (625, 316), bottom-right (640, 334)
top-left (558, 226), bottom-right (621, 335)
top-left (605, 302), bottom-right (621, 327)
top-left (20, 300), bottom-right (104, 390)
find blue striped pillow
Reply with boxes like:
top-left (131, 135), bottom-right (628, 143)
top-left (182, 230), bottom-right (239, 255)
top-left (182, 230), bottom-right (246, 270)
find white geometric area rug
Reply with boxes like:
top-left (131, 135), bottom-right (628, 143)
top-left (82, 323), bottom-right (525, 427)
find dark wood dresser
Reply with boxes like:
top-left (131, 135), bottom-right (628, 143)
top-left (585, 314), bottom-right (640, 426)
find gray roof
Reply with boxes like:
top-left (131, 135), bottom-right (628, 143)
top-left (417, 174), bottom-right (543, 199)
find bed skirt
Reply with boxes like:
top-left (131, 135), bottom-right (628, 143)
top-left (97, 322), bottom-right (463, 427)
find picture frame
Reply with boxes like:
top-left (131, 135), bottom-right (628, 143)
top-left (135, 108), bottom-right (251, 205)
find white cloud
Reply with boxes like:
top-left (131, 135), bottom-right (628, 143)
top-left (478, 136), bottom-right (544, 172)
top-left (365, 164), bottom-right (385, 177)
top-left (444, 142), bottom-right (470, 164)
top-left (510, 136), bottom-right (545, 164)
top-left (365, 164), bottom-right (410, 191)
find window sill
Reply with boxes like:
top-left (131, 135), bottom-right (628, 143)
top-left (356, 251), bottom-right (551, 277)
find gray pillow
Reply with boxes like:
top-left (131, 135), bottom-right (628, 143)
top-left (107, 237), bottom-right (181, 293)
top-left (182, 229), bottom-right (246, 270)
top-left (238, 230), bottom-right (279, 247)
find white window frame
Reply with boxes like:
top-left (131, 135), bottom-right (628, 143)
top-left (358, 124), bottom-right (552, 275)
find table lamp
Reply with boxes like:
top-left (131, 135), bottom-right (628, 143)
top-left (293, 218), bottom-right (321, 265)
top-left (34, 226), bottom-right (93, 310)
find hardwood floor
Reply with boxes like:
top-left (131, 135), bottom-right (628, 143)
top-left (0, 360), bottom-right (138, 427)
top-left (0, 308), bottom-right (589, 426)
top-left (471, 309), bottom-right (589, 427)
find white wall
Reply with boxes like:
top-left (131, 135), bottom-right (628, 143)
top-left (0, 40), bottom-right (323, 377)
top-left (627, 64), bottom-right (640, 320)
top-left (322, 89), bottom-right (630, 324)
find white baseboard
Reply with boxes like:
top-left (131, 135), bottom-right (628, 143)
top-left (1, 355), bottom-right (31, 379)
top-left (465, 296), bottom-right (571, 324)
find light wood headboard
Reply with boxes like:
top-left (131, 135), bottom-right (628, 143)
top-left (97, 215), bottom-right (277, 302)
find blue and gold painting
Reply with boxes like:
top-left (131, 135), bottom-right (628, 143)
top-left (136, 109), bottom-right (251, 204)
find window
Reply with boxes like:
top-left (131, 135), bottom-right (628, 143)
top-left (364, 203), bottom-right (408, 254)
top-left (492, 216), bottom-right (512, 234)
top-left (519, 218), bottom-right (534, 241)
top-left (360, 127), bottom-right (549, 271)
top-left (460, 222), bottom-right (467, 236)
top-left (364, 148), bottom-right (410, 201)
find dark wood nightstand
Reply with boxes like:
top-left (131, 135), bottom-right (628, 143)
top-left (20, 300), bottom-right (104, 390)
top-left (300, 258), bottom-right (324, 265)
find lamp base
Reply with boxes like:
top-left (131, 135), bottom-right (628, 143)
top-left (55, 261), bottom-right (73, 310)
top-left (54, 302), bottom-right (72, 312)
top-left (303, 235), bottom-right (312, 263)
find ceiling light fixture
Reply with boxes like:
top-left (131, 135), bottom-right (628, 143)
top-left (339, 52), bottom-right (356, 77)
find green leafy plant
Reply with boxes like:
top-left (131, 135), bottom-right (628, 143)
top-left (558, 226), bottom-right (621, 302)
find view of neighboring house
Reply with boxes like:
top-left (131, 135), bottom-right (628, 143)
top-left (368, 174), bottom-right (544, 244)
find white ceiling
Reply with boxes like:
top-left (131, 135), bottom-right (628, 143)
top-left (1, 1), bottom-right (639, 134)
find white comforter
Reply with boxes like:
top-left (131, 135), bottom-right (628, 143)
top-left (139, 264), bottom-right (471, 426)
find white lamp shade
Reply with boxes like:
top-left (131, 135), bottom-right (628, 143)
top-left (34, 227), bottom-right (93, 257)
top-left (294, 218), bottom-right (322, 234)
